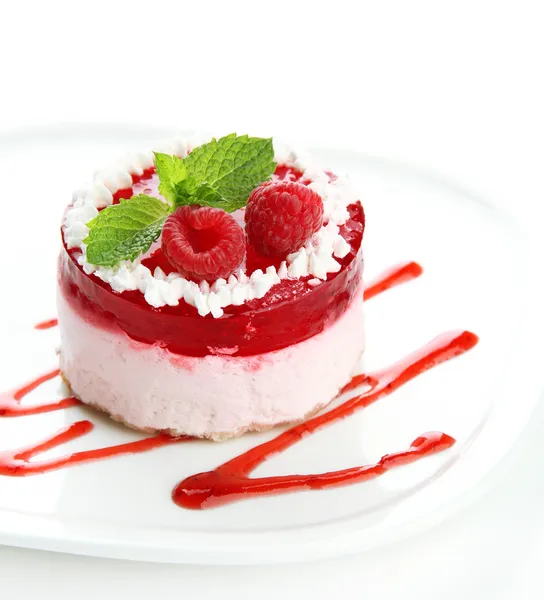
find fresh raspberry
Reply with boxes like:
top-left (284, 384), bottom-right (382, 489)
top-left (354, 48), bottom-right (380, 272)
top-left (245, 181), bottom-right (324, 257)
top-left (162, 206), bottom-right (245, 281)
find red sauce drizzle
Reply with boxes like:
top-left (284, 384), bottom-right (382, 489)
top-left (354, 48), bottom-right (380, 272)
top-left (173, 330), bottom-right (477, 509)
top-left (365, 261), bottom-right (424, 301)
top-left (0, 420), bottom-right (187, 476)
top-left (34, 318), bottom-right (58, 330)
top-left (0, 369), bottom-right (80, 417)
top-left (1, 262), bottom-right (479, 511)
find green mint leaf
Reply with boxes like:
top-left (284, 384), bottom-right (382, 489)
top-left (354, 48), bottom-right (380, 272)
top-left (84, 194), bottom-right (172, 267)
top-left (174, 180), bottom-right (241, 212)
top-left (173, 177), bottom-right (217, 205)
top-left (173, 176), bottom-right (199, 201)
top-left (154, 152), bottom-right (187, 204)
top-left (180, 133), bottom-right (276, 211)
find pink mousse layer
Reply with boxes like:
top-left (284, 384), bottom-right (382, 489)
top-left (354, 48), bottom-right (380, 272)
top-left (57, 286), bottom-right (365, 440)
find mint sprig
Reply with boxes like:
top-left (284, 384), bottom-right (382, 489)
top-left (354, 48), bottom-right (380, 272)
top-left (84, 134), bottom-right (275, 267)
top-left (154, 152), bottom-right (187, 205)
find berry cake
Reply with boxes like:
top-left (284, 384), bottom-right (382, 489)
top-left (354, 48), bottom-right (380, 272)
top-left (58, 134), bottom-right (365, 440)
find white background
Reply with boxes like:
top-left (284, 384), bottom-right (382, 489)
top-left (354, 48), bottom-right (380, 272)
top-left (0, 0), bottom-right (543, 597)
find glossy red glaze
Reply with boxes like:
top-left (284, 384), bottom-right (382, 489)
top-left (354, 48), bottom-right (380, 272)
top-left (58, 165), bottom-right (365, 357)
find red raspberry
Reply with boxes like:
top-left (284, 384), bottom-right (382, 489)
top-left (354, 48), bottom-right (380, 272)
top-left (245, 181), bottom-right (324, 257)
top-left (162, 206), bottom-right (245, 281)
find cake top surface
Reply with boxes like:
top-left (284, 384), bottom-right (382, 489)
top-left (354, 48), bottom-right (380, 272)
top-left (63, 134), bottom-right (361, 318)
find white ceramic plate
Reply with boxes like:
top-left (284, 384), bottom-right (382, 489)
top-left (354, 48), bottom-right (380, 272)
top-left (0, 124), bottom-right (542, 564)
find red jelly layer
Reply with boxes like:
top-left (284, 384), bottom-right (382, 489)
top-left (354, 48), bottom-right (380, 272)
top-left (58, 166), bottom-right (365, 358)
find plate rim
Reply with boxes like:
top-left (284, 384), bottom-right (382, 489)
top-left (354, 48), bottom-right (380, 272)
top-left (0, 123), bottom-right (543, 565)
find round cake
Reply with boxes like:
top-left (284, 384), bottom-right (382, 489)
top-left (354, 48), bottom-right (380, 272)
top-left (58, 134), bottom-right (365, 440)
